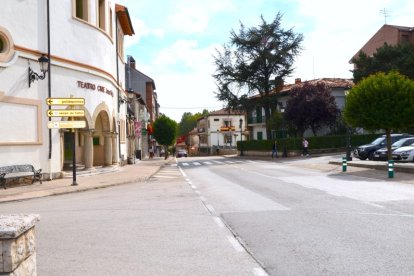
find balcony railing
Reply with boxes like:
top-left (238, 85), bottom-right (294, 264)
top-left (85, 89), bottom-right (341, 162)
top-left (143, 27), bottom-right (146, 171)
top-left (247, 116), bottom-right (266, 124)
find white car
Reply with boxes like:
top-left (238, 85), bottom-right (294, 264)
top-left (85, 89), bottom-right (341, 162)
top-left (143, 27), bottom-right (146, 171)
top-left (392, 143), bottom-right (414, 162)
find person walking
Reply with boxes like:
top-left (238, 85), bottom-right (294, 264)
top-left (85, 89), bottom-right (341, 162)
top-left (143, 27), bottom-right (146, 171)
top-left (272, 140), bottom-right (278, 158)
top-left (302, 138), bottom-right (309, 156)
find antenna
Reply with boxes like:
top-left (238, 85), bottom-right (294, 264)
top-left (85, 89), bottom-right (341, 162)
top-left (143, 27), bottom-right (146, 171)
top-left (380, 8), bottom-right (390, 24)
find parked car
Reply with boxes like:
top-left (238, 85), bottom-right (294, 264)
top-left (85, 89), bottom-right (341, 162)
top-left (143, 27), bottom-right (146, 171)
top-left (353, 133), bottom-right (412, 160)
top-left (176, 149), bottom-right (188, 158)
top-left (373, 136), bottom-right (414, 161)
top-left (392, 143), bottom-right (414, 162)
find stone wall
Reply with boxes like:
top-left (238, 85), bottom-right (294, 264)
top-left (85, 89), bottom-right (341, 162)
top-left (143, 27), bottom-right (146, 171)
top-left (0, 214), bottom-right (39, 276)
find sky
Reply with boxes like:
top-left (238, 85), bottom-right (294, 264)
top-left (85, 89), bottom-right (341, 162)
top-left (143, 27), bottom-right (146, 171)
top-left (117, 0), bottom-right (414, 122)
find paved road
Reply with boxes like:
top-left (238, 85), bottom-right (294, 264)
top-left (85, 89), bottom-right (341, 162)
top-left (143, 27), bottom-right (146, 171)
top-left (179, 155), bottom-right (414, 275)
top-left (0, 164), bottom-right (264, 275)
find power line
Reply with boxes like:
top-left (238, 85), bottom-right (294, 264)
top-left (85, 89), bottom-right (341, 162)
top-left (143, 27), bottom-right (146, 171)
top-left (160, 106), bottom-right (223, 110)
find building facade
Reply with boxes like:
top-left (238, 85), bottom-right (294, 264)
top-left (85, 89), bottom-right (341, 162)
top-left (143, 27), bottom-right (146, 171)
top-left (0, 0), bottom-right (134, 178)
top-left (197, 109), bottom-right (246, 155)
top-left (247, 78), bottom-right (354, 140)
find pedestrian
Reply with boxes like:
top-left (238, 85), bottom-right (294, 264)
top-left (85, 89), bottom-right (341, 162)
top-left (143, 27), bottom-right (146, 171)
top-left (302, 138), bottom-right (309, 156)
top-left (149, 145), bottom-right (154, 159)
top-left (272, 140), bottom-right (278, 158)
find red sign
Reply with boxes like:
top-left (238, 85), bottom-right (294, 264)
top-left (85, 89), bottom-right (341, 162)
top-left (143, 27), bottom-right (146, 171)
top-left (134, 121), bottom-right (141, 136)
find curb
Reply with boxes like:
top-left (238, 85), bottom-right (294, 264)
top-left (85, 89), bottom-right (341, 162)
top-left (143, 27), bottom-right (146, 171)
top-left (329, 161), bottom-right (414, 174)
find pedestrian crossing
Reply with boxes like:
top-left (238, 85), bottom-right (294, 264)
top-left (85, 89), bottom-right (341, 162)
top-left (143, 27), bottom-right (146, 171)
top-left (178, 159), bottom-right (258, 168)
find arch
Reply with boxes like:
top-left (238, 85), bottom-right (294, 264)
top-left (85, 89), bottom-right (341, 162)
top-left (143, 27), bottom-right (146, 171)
top-left (92, 101), bottom-right (112, 131)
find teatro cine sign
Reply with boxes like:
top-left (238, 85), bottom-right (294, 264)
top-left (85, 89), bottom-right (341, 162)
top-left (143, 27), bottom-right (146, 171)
top-left (77, 81), bottom-right (114, 97)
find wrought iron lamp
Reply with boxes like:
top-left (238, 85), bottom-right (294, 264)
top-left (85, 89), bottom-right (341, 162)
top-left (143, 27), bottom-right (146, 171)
top-left (28, 55), bottom-right (49, 87)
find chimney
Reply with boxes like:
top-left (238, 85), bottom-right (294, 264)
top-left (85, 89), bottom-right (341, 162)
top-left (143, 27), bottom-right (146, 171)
top-left (127, 55), bottom-right (136, 69)
top-left (295, 78), bottom-right (301, 84)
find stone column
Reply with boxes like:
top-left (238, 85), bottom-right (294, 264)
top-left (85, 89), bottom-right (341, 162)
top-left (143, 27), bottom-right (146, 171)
top-left (112, 133), bottom-right (119, 165)
top-left (104, 133), bottom-right (112, 166)
top-left (0, 214), bottom-right (40, 276)
top-left (84, 131), bottom-right (94, 169)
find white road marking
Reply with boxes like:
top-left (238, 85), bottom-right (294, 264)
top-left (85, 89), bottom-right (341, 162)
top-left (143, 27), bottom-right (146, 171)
top-left (191, 185), bottom-right (197, 190)
top-left (203, 161), bottom-right (213, 165)
top-left (227, 236), bottom-right (245, 253)
top-left (213, 217), bottom-right (225, 228)
top-left (194, 190), bottom-right (201, 195)
top-left (213, 161), bottom-right (224, 164)
top-left (206, 204), bottom-right (215, 214)
top-left (253, 267), bottom-right (269, 276)
top-left (181, 163), bottom-right (189, 166)
top-left (200, 196), bottom-right (207, 202)
top-left (225, 161), bottom-right (236, 164)
top-left (193, 162), bottom-right (202, 166)
top-left (178, 167), bottom-right (186, 177)
top-left (153, 175), bottom-right (178, 179)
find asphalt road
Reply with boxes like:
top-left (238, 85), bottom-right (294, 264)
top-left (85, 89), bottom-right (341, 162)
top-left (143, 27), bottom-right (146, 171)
top-left (179, 156), bottom-right (414, 275)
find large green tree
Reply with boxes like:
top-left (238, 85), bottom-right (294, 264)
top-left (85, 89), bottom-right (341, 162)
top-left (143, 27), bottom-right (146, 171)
top-left (343, 71), bottom-right (414, 160)
top-left (352, 43), bottom-right (414, 83)
top-left (153, 115), bottom-right (178, 159)
top-left (213, 13), bottom-right (303, 139)
top-left (284, 82), bottom-right (340, 136)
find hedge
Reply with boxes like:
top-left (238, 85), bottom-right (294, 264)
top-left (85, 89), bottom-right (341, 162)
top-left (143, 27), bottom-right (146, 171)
top-left (237, 133), bottom-right (382, 151)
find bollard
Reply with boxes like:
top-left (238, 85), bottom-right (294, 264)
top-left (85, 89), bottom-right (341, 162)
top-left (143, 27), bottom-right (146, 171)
top-left (388, 160), bottom-right (394, 178)
top-left (342, 156), bottom-right (347, 172)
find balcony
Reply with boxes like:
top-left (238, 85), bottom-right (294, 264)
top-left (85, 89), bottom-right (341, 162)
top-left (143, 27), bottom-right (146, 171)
top-left (247, 116), bottom-right (266, 125)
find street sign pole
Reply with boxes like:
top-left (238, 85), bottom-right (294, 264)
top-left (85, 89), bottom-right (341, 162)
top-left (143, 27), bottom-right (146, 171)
top-left (71, 129), bottom-right (78, 186)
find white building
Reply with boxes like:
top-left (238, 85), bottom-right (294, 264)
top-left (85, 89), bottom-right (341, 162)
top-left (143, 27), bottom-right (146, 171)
top-left (0, 0), bottom-right (134, 178)
top-left (197, 109), bottom-right (246, 155)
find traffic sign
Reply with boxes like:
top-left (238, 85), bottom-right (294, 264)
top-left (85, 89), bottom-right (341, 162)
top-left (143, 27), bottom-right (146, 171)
top-left (46, 98), bottom-right (85, 105)
top-left (47, 121), bottom-right (86, 129)
top-left (47, 110), bottom-right (85, 117)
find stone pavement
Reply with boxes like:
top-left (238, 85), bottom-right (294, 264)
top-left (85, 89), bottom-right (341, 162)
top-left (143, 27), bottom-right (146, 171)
top-left (0, 157), bottom-right (173, 204)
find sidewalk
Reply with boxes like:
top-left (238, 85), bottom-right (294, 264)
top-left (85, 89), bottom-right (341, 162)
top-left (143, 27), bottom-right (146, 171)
top-left (0, 157), bottom-right (172, 204)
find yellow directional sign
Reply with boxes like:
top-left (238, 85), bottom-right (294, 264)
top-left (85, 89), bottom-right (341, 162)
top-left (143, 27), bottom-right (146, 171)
top-left (47, 110), bottom-right (85, 117)
top-left (46, 98), bottom-right (85, 106)
top-left (47, 121), bottom-right (86, 129)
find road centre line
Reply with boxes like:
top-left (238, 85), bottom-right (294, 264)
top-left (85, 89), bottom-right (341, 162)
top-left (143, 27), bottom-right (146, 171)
top-left (227, 236), bottom-right (245, 253)
top-left (213, 217), bottom-right (225, 228)
top-left (253, 267), bottom-right (269, 276)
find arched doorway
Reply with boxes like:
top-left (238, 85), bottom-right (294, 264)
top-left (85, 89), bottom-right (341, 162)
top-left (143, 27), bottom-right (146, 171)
top-left (93, 110), bottom-right (111, 166)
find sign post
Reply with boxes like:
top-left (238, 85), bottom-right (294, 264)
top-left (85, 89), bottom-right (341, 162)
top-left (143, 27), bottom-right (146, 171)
top-left (46, 97), bottom-right (85, 186)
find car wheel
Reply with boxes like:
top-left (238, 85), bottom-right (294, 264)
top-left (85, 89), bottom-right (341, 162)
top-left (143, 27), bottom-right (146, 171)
top-left (368, 152), bottom-right (374, 160)
top-left (359, 156), bottom-right (367, 160)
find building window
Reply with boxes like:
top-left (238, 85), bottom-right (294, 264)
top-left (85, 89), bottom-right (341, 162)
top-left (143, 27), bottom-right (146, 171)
top-left (109, 8), bottom-right (113, 38)
top-left (401, 34), bottom-right (409, 43)
top-left (257, 132), bottom-right (263, 140)
top-left (117, 26), bottom-right (124, 58)
top-left (98, 0), bottom-right (106, 31)
top-left (0, 27), bottom-right (15, 63)
top-left (224, 134), bottom-right (232, 144)
top-left (75, 0), bottom-right (89, 21)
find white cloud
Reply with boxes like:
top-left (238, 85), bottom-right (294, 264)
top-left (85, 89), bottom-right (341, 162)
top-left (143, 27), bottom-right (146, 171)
top-left (124, 17), bottom-right (164, 49)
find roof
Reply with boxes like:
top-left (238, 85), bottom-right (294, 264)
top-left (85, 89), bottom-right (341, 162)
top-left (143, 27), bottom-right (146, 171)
top-left (115, 4), bottom-right (134, 36)
top-left (196, 108), bottom-right (245, 122)
top-left (249, 78), bottom-right (354, 99)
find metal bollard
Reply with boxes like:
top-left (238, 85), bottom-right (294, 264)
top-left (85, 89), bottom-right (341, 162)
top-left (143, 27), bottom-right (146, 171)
top-left (342, 156), bottom-right (347, 172)
top-left (388, 160), bottom-right (394, 178)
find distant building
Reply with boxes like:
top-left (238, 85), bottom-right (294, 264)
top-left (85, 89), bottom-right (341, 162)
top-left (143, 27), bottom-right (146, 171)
top-left (351, 24), bottom-right (414, 61)
top-left (247, 78), bottom-right (354, 140)
top-left (197, 109), bottom-right (246, 155)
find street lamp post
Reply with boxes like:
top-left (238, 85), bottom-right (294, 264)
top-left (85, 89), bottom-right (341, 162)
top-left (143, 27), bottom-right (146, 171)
top-left (239, 118), bottom-right (243, 156)
top-left (344, 89), bottom-right (352, 161)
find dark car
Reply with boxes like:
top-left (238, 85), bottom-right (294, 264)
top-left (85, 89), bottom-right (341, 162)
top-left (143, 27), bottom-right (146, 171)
top-left (176, 149), bottom-right (188, 158)
top-left (373, 136), bottom-right (414, 161)
top-left (353, 133), bottom-right (412, 160)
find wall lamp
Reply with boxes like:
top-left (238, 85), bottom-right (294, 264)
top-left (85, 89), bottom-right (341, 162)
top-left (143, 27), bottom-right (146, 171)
top-left (28, 55), bottom-right (49, 87)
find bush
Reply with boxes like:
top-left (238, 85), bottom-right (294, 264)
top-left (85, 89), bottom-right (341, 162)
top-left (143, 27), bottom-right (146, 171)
top-left (237, 133), bottom-right (384, 152)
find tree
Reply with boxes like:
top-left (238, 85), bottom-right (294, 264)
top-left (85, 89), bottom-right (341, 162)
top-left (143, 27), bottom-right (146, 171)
top-left (343, 71), bottom-right (414, 160)
top-left (352, 43), bottom-right (414, 83)
top-left (284, 82), bottom-right (340, 136)
top-left (153, 115), bottom-right (178, 159)
top-left (178, 109), bottom-right (209, 136)
top-left (213, 13), bottom-right (303, 139)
